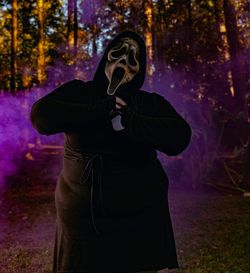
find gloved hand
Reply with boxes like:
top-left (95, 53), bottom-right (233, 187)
top-left (109, 96), bottom-right (127, 131)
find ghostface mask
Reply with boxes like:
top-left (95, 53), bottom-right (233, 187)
top-left (105, 37), bottom-right (140, 95)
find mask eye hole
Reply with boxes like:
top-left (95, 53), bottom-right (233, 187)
top-left (110, 46), bottom-right (127, 59)
top-left (128, 49), bottom-right (138, 66)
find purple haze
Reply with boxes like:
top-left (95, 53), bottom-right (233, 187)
top-left (0, 33), bottom-right (221, 194)
top-left (0, 88), bottom-right (64, 192)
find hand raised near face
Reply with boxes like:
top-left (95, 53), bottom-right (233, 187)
top-left (108, 96), bottom-right (127, 131)
top-left (115, 96), bottom-right (127, 109)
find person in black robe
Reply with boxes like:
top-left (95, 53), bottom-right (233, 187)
top-left (30, 30), bottom-right (192, 273)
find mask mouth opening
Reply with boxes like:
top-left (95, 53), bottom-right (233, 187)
top-left (107, 67), bottom-right (125, 95)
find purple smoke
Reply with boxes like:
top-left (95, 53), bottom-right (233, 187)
top-left (0, 22), bottom-right (224, 193)
top-left (0, 88), bottom-right (64, 191)
top-left (0, 58), bottom-right (218, 193)
top-left (0, 40), bottom-right (103, 192)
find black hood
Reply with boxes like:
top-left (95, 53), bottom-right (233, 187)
top-left (92, 30), bottom-right (146, 104)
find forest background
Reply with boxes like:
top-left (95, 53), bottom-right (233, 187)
top-left (0, 1), bottom-right (250, 272)
top-left (0, 0), bottom-right (249, 192)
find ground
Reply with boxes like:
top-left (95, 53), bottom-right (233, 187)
top-left (0, 154), bottom-right (250, 273)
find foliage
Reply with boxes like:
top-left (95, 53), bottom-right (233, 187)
top-left (0, 0), bottom-right (249, 190)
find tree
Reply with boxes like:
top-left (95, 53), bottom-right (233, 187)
top-left (37, 0), bottom-right (46, 83)
top-left (144, 0), bottom-right (154, 88)
top-left (67, 0), bottom-right (78, 57)
top-left (223, 0), bottom-right (246, 116)
top-left (10, 0), bottom-right (17, 93)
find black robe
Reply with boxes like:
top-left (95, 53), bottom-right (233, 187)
top-left (30, 31), bottom-right (191, 273)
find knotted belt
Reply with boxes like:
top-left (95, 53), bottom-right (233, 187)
top-left (79, 152), bottom-right (105, 237)
top-left (63, 144), bottom-right (158, 238)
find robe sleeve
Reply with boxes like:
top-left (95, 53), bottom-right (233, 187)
top-left (30, 79), bottom-right (116, 135)
top-left (119, 92), bottom-right (192, 156)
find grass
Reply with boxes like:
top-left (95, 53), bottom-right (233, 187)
top-left (0, 243), bottom-right (52, 273)
top-left (1, 156), bottom-right (250, 273)
top-left (169, 189), bottom-right (250, 273)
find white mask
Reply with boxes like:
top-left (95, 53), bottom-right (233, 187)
top-left (105, 37), bottom-right (140, 95)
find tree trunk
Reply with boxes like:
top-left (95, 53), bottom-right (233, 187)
top-left (10, 0), bottom-right (17, 94)
top-left (223, 0), bottom-right (246, 116)
top-left (91, 1), bottom-right (97, 57)
top-left (155, 0), bottom-right (168, 85)
top-left (67, 0), bottom-right (78, 55)
top-left (144, 0), bottom-right (154, 88)
top-left (186, 0), bottom-right (196, 99)
top-left (37, 0), bottom-right (46, 83)
top-left (213, 0), bottom-right (233, 109)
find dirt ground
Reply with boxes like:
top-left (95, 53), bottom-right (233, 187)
top-left (0, 154), bottom-right (250, 273)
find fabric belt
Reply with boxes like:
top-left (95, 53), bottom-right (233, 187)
top-left (79, 152), bottom-right (105, 237)
top-left (63, 144), bottom-right (158, 237)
